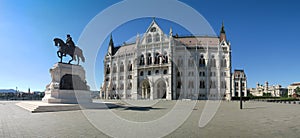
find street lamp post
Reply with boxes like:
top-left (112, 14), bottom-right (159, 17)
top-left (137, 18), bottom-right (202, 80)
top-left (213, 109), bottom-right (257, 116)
top-left (240, 78), bottom-right (243, 109)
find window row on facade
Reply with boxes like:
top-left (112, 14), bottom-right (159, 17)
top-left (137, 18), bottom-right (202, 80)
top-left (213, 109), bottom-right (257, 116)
top-left (177, 55), bottom-right (228, 68)
top-left (111, 82), bottom-right (133, 90)
top-left (177, 71), bottom-right (228, 77)
top-left (139, 52), bottom-right (169, 65)
top-left (176, 80), bottom-right (227, 89)
top-left (106, 62), bottom-right (133, 74)
top-left (140, 69), bottom-right (168, 76)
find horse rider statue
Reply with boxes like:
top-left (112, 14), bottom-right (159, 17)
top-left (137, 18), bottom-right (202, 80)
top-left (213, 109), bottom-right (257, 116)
top-left (66, 34), bottom-right (75, 53)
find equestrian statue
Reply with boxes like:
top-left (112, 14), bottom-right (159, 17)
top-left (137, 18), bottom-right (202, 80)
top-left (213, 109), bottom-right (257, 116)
top-left (53, 34), bottom-right (85, 65)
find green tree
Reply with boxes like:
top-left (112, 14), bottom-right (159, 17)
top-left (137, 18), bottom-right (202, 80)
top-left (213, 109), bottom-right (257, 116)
top-left (294, 87), bottom-right (300, 95)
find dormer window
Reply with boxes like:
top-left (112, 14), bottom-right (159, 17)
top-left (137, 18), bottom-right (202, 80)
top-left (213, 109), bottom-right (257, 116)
top-left (150, 27), bottom-right (156, 32)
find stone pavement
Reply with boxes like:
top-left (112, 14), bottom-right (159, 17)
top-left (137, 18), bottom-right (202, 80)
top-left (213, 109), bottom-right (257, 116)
top-left (0, 100), bottom-right (299, 137)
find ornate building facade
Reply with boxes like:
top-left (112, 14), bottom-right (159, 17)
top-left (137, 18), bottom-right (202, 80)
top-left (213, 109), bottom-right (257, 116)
top-left (100, 20), bottom-right (232, 100)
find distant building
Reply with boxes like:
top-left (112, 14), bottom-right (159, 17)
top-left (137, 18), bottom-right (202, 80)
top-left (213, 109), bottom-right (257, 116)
top-left (249, 81), bottom-right (287, 97)
top-left (232, 70), bottom-right (247, 97)
top-left (287, 82), bottom-right (300, 97)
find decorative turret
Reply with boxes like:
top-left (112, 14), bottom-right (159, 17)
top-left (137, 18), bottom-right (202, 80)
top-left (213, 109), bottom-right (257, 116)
top-left (108, 34), bottom-right (114, 56)
top-left (220, 21), bottom-right (226, 42)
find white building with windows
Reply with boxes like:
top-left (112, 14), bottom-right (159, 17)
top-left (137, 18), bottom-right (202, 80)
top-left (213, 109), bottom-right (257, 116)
top-left (100, 19), bottom-right (232, 100)
top-left (287, 82), bottom-right (300, 97)
top-left (232, 70), bottom-right (247, 97)
top-left (248, 81), bottom-right (287, 97)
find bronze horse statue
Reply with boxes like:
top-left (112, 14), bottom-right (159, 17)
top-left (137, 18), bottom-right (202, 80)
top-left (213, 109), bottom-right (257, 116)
top-left (53, 38), bottom-right (85, 65)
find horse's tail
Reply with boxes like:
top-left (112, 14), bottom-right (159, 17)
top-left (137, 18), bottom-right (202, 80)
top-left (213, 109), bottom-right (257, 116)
top-left (81, 50), bottom-right (85, 62)
top-left (76, 47), bottom-right (85, 62)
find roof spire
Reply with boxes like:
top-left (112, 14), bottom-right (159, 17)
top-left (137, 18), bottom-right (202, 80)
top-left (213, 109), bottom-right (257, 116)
top-left (108, 33), bottom-right (114, 56)
top-left (219, 21), bottom-right (226, 42)
top-left (220, 21), bottom-right (225, 34)
top-left (109, 33), bottom-right (114, 47)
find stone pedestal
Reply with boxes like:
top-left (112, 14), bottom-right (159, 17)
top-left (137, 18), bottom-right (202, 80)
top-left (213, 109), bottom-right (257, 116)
top-left (42, 63), bottom-right (91, 104)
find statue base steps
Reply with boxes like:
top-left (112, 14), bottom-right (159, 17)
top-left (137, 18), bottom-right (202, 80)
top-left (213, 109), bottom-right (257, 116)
top-left (42, 90), bottom-right (92, 104)
top-left (16, 101), bottom-right (81, 113)
top-left (16, 100), bottom-right (122, 113)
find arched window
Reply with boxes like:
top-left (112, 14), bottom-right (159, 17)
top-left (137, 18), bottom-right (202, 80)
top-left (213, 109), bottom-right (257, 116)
top-left (120, 62), bottom-right (124, 72)
top-left (221, 81), bottom-right (226, 89)
top-left (106, 64), bottom-right (110, 74)
top-left (210, 80), bottom-right (216, 88)
top-left (155, 52), bottom-right (160, 64)
top-left (120, 83), bottom-right (124, 90)
top-left (188, 80), bottom-right (194, 89)
top-left (200, 80), bottom-right (205, 89)
top-left (147, 34), bottom-right (152, 43)
top-left (163, 52), bottom-right (168, 64)
top-left (127, 82), bottom-right (132, 90)
top-left (140, 55), bottom-right (145, 65)
top-left (112, 63), bottom-right (117, 73)
top-left (140, 71), bottom-right (144, 76)
top-left (188, 57), bottom-right (194, 67)
top-left (199, 71), bottom-right (205, 77)
top-left (154, 33), bottom-right (160, 42)
top-left (147, 53), bottom-right (152, 65)
top-left (199, 55), bottom-right (205, 67)
top-left (210, 55), bottom-right (216, 67)
top-left (221, 56), bottom-right (227, 67)
top-left (128, 61), bottom-right (132, 71)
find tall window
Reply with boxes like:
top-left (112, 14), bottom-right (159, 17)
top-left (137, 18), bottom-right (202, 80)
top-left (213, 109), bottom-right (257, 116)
top-left (112, 63), bottom-right (117, 73)
top-left (210, 55), bottom-right (216, 67)
top-left (210, 80), bottom-right (216, 88)
top-left (188, 56), bottom-right (194, 67)
top-left (177, 81), bottom-right (182, 89)
top-left (188, 80), bottom-right (194, 89)
top-left (127, 82), bottom-right (132, 90)
top-left (120, 83), bottom-right (124, 90)
top-left (106, 65), bottom-right (110, 74)
top-left (147, 53), bottom-right (152, 65)
top-left (199, 55), bottom-right (205, 67)
top-left (221, 56), bottom-right (227, 67)
top-left (155, 52), bottom-right (160, 64)
top-left (154, 33), bottom-right (160, 42)
top-left (199, 71), bottom-right (205, 77)
top-left (140, 71), bottom-right (144, 76)
top-left (120, 62), bottom-right (124, 72)
top-left (163, 52), bottom-right (168, 64)
top-left (128, 61), bottom-right (132, 71)
top-left (221, 81), bottom-right (226, 89)
top-left (140, 55), bottom-right (145, 65)
top-left (200, 80), bottom-right (205, 89)
top-left (147, 34), bottom-right (152, 43)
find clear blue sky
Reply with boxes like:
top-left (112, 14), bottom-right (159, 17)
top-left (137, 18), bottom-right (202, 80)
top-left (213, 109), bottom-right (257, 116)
top-left (0, 0), bottom-right (299, 91)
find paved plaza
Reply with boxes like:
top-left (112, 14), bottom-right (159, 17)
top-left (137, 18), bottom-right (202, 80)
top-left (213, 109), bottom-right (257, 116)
top-left (0, 100), bottom-right (299, 137)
